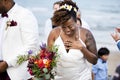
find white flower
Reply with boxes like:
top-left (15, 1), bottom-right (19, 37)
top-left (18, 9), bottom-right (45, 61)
top-left (60, 4), bottom-right (77, 13)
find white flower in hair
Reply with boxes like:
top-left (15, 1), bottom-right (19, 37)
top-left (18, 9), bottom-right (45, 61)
top-left (60, 4), bottom-right (67, 9)
top-left (74, 8), bottom-right (77, 12)
top-left (60, 5), bottom-right (66, 9)
top-left (64, 4), bottom-right (67, 7)
top-left (67, 5), bottom-right (72, 11)
top-left (60, 4), bottom-right (77, 12)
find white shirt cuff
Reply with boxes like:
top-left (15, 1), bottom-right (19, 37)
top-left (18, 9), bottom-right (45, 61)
top-left (5, 60), bottom-right (12, 67)
top-left (116, 40), bottom-right (120, 44)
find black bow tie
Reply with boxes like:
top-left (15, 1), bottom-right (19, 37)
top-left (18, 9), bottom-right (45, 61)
top-left (1, 13), bottom-right (8, 18)
top-left (102, 61), bottom-right (106, 63)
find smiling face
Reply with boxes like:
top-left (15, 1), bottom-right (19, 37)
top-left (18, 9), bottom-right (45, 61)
top-left (61, 18), bottom-right (77, 36)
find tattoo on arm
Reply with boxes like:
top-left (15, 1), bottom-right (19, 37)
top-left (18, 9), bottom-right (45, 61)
top-left (85, 31), bottom-right (97, 55)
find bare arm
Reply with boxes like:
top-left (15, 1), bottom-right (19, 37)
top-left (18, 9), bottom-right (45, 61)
top-left (81, 30), bottom-right (97, 64)
top-left (47, 27), bottom-right (60, 48)
top-left (47, 30), bottom-right (55, 48)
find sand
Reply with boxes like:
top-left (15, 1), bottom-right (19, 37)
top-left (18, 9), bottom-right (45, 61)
top-left (108, 51), bottom-right (120, 76)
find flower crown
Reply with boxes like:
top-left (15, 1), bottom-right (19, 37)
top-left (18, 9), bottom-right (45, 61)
top-left (59, 4), bottom-right (77, 13)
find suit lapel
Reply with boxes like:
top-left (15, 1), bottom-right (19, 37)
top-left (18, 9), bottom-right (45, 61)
top-left (1, 18), bottom-right (9, 40)
top-left (3, 12), bottom-right (14, 40)
top-left (3, 27), bottom-right (8, 40)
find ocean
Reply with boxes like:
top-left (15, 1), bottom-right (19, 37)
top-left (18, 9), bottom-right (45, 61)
top-left (15, 0), bottom-right (120, 51)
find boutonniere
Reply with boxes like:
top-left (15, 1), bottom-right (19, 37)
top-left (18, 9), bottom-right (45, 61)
top-left (6, 20), bottom-right (17, 30)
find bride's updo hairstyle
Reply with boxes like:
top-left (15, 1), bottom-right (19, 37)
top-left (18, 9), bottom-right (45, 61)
top-left (51, 1), bottom-right (79, 26)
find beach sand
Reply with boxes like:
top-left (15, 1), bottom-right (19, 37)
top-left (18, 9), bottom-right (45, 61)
top-left (108, 51), bottom-right (120, 76)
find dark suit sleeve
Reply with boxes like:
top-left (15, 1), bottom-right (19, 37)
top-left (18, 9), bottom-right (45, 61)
top-left (112, 65), bottom-right (120, 80)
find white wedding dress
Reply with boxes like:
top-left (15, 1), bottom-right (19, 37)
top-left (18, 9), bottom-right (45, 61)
top-left (54, 33), bottom-right (92, 80)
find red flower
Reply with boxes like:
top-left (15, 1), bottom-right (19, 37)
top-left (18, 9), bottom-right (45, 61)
top-left (35, 59), bottom-right (45, 69)
top-left (28, 68), bottom-right (33, 75)
top-left (10, 20), bottom-right (17, 26)
top-left (48, 52), bottom-right (55, 60)
top-left (40, 50), bottom-right (46, 58)
top-left (7, 20), bottom-right (17, 27)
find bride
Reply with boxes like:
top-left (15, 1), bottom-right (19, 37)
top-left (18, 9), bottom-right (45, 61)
top-left (47, 1), bottom-right (98, 80)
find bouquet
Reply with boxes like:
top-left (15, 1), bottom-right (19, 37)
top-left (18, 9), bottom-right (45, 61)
top-left (17, 43), bottom-right (59, 80)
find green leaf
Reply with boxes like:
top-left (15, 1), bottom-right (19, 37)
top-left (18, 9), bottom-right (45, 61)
top-left (17, 54), bottom-right (28, 65)
top-left (45, 74), bottom-right (50, 79)
top-left (43, 68), bottom-right (48, 73)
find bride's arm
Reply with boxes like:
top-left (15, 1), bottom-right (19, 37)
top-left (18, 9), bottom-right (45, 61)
top-left (47, 27), bottom-right (60, 47)
top-left (81, 30), bottom-right (98, 65)
top-left (47, 31), bottom-right (55, 47)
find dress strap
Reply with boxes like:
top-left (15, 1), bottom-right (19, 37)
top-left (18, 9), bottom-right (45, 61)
top-left (78, 28), bottom-right (86, 47)
top-left (59, 29), bottom-right (63, 37)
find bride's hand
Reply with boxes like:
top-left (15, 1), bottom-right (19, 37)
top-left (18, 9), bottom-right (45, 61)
top-left (64, 40), bottom-right (72, 49)
top-left (64, 36), bottom-right (85, 50)
top-left (72, 40), bottom-right (85, 50)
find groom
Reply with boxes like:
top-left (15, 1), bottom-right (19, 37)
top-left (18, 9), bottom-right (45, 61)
top-left (0, 0), bottom-right (39, 80)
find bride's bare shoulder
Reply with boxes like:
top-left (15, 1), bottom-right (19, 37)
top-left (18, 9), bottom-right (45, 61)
top-left (79, 27), bottom-right (93, 41)
top-left (49, 27), bottom-right (61, 39)
top-left (80, 27), bottom-right (92, 37)
top-left (80, 27), bottom-right (91, 33)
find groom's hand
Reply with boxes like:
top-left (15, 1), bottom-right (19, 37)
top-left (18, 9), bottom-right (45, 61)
top-left (0, 61), bottom-right (8, 73)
